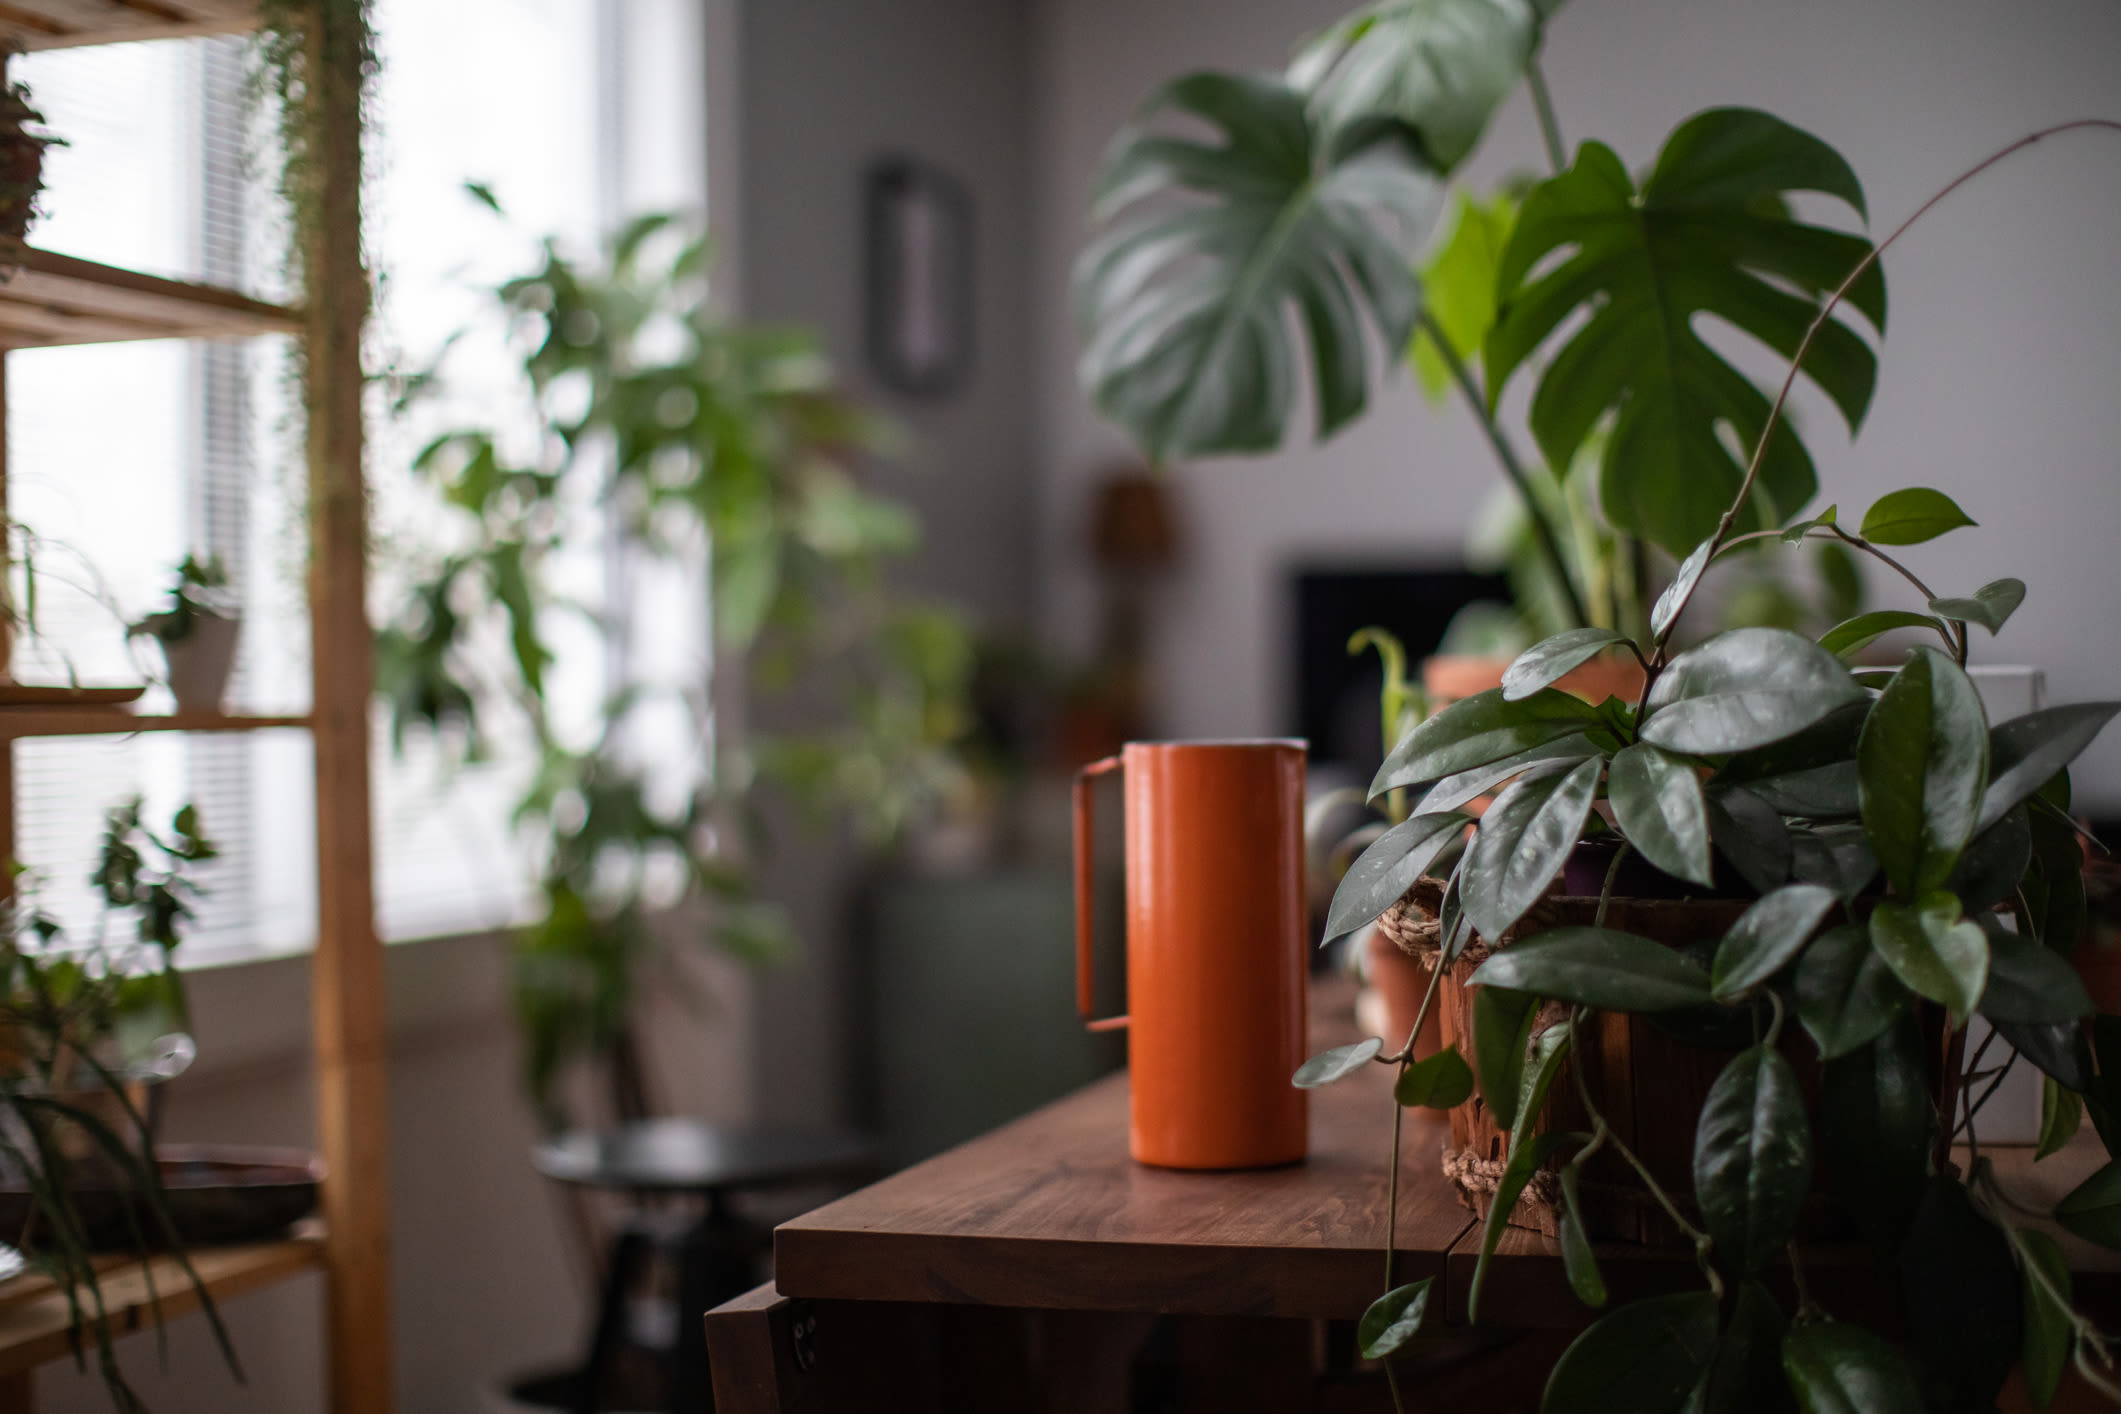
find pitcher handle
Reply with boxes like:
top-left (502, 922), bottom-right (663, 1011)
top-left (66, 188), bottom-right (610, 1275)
top-left (1074, 755), bottom-right (1128, 1032)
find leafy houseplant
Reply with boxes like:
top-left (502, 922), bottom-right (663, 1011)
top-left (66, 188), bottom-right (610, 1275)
top-left (1074, 0), bottom-right (1886, 661)
top-left (0, 799), bottom-right (230, 1412)
top-left (1291, 121), bottom-right (2121, 1411)
top-left (380, 202), bottom-right (973, 1126)
top-left (129, 556), bottom-right (240, 714)
top-left (0, 63), bottom-right (62, 242)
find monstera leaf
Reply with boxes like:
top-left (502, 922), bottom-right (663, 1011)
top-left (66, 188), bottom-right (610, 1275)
top-left (1485, 108), bottom-right (1887, 554)
top-left (1074, 74), bottom-right (1439, 462)
top-left (1288, 0), bottom-right (1561, 169)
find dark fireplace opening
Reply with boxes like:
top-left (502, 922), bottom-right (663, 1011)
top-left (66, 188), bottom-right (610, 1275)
top-left (1291, 564), bottom-right (1508, 777)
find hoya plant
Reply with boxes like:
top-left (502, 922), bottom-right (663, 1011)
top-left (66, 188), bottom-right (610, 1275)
top-left (1297, 121), bottom-right (2121, 1411)
top-left (1073, 0), bottom-right (1883, 644)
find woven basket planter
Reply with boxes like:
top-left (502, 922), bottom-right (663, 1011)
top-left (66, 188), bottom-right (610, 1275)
top-left (1379, 878), bottom-right (1960, 1244)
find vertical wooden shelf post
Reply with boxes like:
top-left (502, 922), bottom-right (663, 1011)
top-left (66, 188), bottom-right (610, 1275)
top-left (300, 2), bottom-right (392, 1410)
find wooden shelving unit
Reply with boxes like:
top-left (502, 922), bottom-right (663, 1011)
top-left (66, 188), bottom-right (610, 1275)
top-left (0, 6), bottom-right (389, 1412)
top-left (0, 1229), bottom-right (326, 1377)
top-left (0, 1), bottom-right (257, 52)
top-left (0, 709), bottom-right (310, 738)
top-left (0, 242), bottom-right (300, 349)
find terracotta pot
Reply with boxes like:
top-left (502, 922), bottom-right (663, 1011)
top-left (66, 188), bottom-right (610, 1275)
top-left (1422, 651), bottom-right (1645, 712)
top-left (1379, 880), bottom-right (1962, 1244)
top-left (1360, 928), bottom-right (1443, 1059)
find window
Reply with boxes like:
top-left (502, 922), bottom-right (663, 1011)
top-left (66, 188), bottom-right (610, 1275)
top-left (7, 0), bottom-right (705, 962)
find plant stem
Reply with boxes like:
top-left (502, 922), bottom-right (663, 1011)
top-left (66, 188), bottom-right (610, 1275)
top-left (1525, 57), bottom-right (1567, 175)
top-left (1420, 307), bottom-right (1593, 630)
top-left (1377, 942), bottom-right (1451, 1412)
top-left (1567, 1006), bottom-right (1722, 1294)
top-left (1662, 118), bottom-right (2121, 657)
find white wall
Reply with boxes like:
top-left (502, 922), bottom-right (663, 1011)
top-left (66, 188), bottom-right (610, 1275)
top-left (1029, 0), bottom-right (2121, 809)
top-left (736, 0), bottom-right (1040, 1125)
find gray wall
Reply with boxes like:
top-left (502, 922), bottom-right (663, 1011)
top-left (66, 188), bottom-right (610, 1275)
top-left (1029, 0), bottom-right (2121, 809)
top-left (737, 0), bottom-right (1040, 1124)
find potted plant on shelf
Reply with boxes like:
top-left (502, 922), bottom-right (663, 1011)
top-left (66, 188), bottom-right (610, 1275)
top-left (129, 555), bottom-right (239, 714)
top-left (0, 61), bottom-right (61, 243)
top-left (0, 796), bottom-right (240, 1411)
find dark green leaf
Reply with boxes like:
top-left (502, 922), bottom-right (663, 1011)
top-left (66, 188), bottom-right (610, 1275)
top-left (1557, 1162), bottom-right (1607, 1308)
top-left (1794, 924), bottom-right (1908, 1059)
top-left (1857, 487), bottom-right (1976, 546)
top-left (2057, 1160), bottom-right (2121, 1248)
top-left (1643, 628), bottom-right (1864, 755)
top-left (1707, 785), bottom-right (1792, 894)
top-left (1980, 927), bottom-right (2094, 1024)
top-left (1609, 744), bottom-right (1714, 888)
top-left (1375, 687), bottom-right (1604, 796)
top-left (1291, 0), bottom-right (1551, 170)
top-left (1900, 1175), bottom-right (2021, 1406)
top-left (1487, 109), bottom-right (1883, 555)
top-left (1995, 1018), bottom-right (2092, 1096)
top-left (1857, 646), bottom-right (1990, 896)
top-left (1473, 986), bottom-right (1541, 1133)
top-left (1471, 1131), bottom-right (1573, 1323)
top-left (1074, 74), bottom-right (1439, 461)
top-left (1711, 883), bottom-right (1838, 1001)
top-left (1693, 1280), bottom-right (1789, 1414)
top-left (1540, 1291), bottom-right (1719, 1412)
top-left (2038, 1077), bottom-right (2083, 1162)
top-left (1512, 1023), bottom-right (1572, 1152)
top-left (1868, 892), bottom-right (1988, 1018)
top-left (1653, 537), bottom-right (1715, 640)
top-left (2022, 803), bottom-right (2089, 953)
top-left (1462, 757), bottom-right (1603, 940)
top-left (1468, 927), bottom-right (1712, 1011)
top-left (1294, 1036), bottom-right (1383, 1087)
top-left (1324, 811), bottom-right (1473, 941)
top-left (1816, 609), bottom-right (1953, 660)
top-left (1356, 1277), bottom-right (1434, 1360)
top-left (1694, 1045), bottom-right (1812, 1272)
top-left (1928, 578), bottom-right (2025, 637)
top-left (1396, 1044), bottom-right (1476, 1109)
top-left (1819, 1014), bottom-right (1933, 1253)
top-left (1415, 734), bottom-right (1604, 815)
top-left (2019, 1228), bottom-right (2072, 1411)
top-left (1788, 825), bottom-right (1877, 902)
top-left (1504, 628), bottom-right (1631, 702)
top-left (1946, 804), bottom-right (2030, 913)
top-left (1977, 703), bottom-right (2121, 835)
top-left (1747, 763), bottom-right (1860, 819)
top-left (1781, 1321), bottom-right (1923, 1414)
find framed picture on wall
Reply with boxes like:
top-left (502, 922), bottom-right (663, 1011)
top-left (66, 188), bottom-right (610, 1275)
top-left (863, 155), bottom-right (973, 398)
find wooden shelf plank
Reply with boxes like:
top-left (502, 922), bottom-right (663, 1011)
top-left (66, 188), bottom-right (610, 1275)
top-left (0, 0), bottom-right (257, 51)
top-left (0, 710), bottom-right (310, 739)
top-left (0, 1227), bottom-right (324, 1376)
top-left (0, 243), bottom-right (299, 349)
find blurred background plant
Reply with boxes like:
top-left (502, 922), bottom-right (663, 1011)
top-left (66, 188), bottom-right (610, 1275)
top-left (378, 197), bottom-right (975, 1128)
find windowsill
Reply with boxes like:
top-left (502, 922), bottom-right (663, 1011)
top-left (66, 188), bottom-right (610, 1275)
top-left (174, 924), bottom-right (522, 1090)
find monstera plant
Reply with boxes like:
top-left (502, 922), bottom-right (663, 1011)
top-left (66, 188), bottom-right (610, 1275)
top-left (1075, 0), bottom-right (1883, 642)
top-left (1295, 118), bottom-right (2121, 1412)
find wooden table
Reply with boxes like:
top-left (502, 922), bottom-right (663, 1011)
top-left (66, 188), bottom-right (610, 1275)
top-left (706, 983), bottom-right (2121, 1412)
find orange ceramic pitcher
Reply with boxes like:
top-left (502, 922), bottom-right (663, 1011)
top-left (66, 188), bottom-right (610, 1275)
top-left (1074, 740), bottom-right (1309, 1169)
